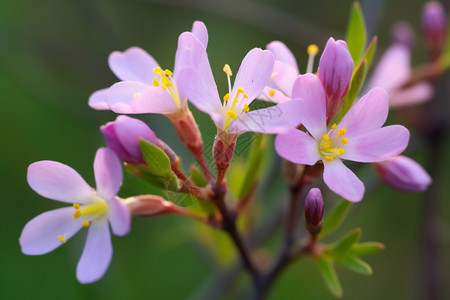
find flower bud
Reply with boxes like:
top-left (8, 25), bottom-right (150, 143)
top-left (422, 1), bottom-right (447, 61)
top-left (123, 195), bottom-right (179, 217)
top-left (391, 22), bottom-right (415, 48)
top-left (318, 38), bottom-right (354, 120)
top-left (375, 156), bottom-right (432, 192)
top-left (304, 188), bottom-right (325, 236)
top-left (101, 115), bottom-right (159, 164)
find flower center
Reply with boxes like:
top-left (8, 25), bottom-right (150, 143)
top-left (319, 123), bottom-right (348, 162)
top-left (152, 67), bottom-right (181, 108)
top-left (221, 64), bottom-right (250, 130)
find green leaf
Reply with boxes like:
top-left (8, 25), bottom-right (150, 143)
top-left (319, 200), bottom-right (352, 239)
top-left (139, 138), bottom-right (172, 177)
top-left (362, 36), bottom-right (378, 72)
top-left (190, 165), bottom-right (208, 187)
top-left (327, 228), bottom-right (362, 254)
top-left (317, 258), bottom-right (343, 298)
top-left (336, 58), bottom-right (367, 122)
top-left (349, 242), bottom-right (385, 257)
top-left (336, 255), bottom-right (372, 275)
top-left (345, 2), bottom-right (367, 64)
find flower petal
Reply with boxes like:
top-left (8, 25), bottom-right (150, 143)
top-left (28, 161), bottom-right (94, 204)
top-left (291, 74), bottom-right (327, 139)
top-left (94, 148), bottom-right (122, 200)
top-left (275, 129), bottom-right (321, 165)
top-left (390, 82), bottom-right (434, 107)
top-left (270, 60), bottom-right (299, 97)
top-left (20, 207), bottom-right (83, 255)
top-left (108, 47), bottom-right (159, 84)
top-left (191, 21), bottom-right (208, 48)
top-left (107, 197), bottom-right (131, 236)
top-left (228, 100), bottom-right (302, 134)
top-left (76, 218), bottom-right (112, 284)
top-left (342, 125), bottom-right (410, 163)
top-left (131, 85), bottom-right (181, 114)
top-left (338, 88), bottom-right (389, 138)
top-left (89, 88), bottom-right (110, 110)
top-left (107, 81), bottom-right (150, 114)
top-left (323, 159), bottom-right (364, 202)
top-left (266, 41), bottom-right (299, 73)
top-left (232, 48), bottom-right (274, 102)
top-left (258, 86), bottom-right (291, 103)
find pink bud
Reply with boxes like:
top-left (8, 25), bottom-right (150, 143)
top-left (391, 22), bottom-right (415, 48)
top-left (375, 156), bottom-right (432, 192)
top-left (318, 38), bottom-right (354, 120)
top-left (422, 1), bottom-right (447, 61)
top-left (124, 195), bottom-right (178, 217)
top-left (304, 188), bottom-right (325, 235)
top-left (101, 115), bottom-right (159, 164)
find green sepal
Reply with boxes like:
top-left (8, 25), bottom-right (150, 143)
top-left (125, 163), bottom-right (179, 191)
top-left (317, 257), bottom-right (343, 298)
top-left (345, 2), bottom-right (367, 64)
top-left (335, 255), bottom-right (372, 275)
top-left (349, 242), bottom-right (385, 257)
top-left (139, 138), bottom-right (173, 177)
top-left (326, 228), bottom-right (362, 255)
top-left (319, 200), bottom-right (352, 239)
top-left (190, 165), bottom-right (208, 187)
top-left (362, 36), bottom-right (378, 72)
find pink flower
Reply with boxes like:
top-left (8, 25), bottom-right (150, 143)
top-left (176, 33), bottom-right (302, 134)
top-left (19, 148), bottom-right (130, 284)
top-left (88, 21), bottom-right (208, 114)
top-left (275, 74), bottom-right (410, 202)
top-left (422, 1), bottom-right (447, 60)
top-left (366, 44), bottom-right (433, 107)
top-left (375, 155), bottom-right (432, 192)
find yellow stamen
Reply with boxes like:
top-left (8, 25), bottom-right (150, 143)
top-left (243, 94), bottom-right (248, 98)
top-left (82, 221), bottom-right (90, 227)
top-left (74, 199), bottom-right (108, 220)
top-left (338, 148), bottom-right (345, 155)
top-left (324, 156), bottom-right (333, 162)
top-left (223, 64), bottom-right (232, 76)
top-left (164, 69), bottom-right (173, 76)
top-left (270, 72), bottom-right (277, 82)
top-left (323, 134), bottom-right (330, 141)
top-left (331, 123), bottom-right (337, 129)
top-left (307, 44), bottom-right (319, 56)
top-left (227, 110), bottom-right (237, 119)
top-left (153, 77), bottom-right (159, 87)
top-left (153, 67), bottom-right (162, 73)
top-left (161, 77), bottom-right (172, 87)
top-left (73, 210), bottom-right (81, 219)
top-left (336, 128), bottom-right (347, 137)
top-left (269, 89), bottom-right (276, 96)
top-left (341, 137), bottom-right (348, 144)
top-left (237, 87), bottom-right (245, 94)
top-left (243, 104), bottom-right (250, 112)
top-left (58, 235), bottom-right (66, 243)
top-left (73, 203), bottom-right (80, 209)
top-left (223, 93), bottom-right (230, 102)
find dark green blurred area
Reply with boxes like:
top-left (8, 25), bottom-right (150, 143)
top-left (1, 0), bottom-right (449, 299)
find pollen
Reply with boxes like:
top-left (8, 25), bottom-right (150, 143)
top-left (58, 235), bottom-right (66, 243)
top-left (307, 44), bottom-right (319, 56)
top-left (73, 211), bottom-right (81, 219)
top-left (161, 77), bottom-right (172, 87)
top-left (73, 203), bottom-right (80, 209)
top-left (331, 123), bottom-right (337, 129)
top-left (153, 67), bottom-right (162, 73)
top-left (336, 128), bottom-right (347, 137)
top-left (341, 137), bottom-right (348, 144)
top-left (164, 69), bottom-right (173, 76)
top-left (223, 93), bottom-right (230, 102)
top-left (243, 104), bottom-right (250, 112)
top-left (153, 77), bottom-right (160, 87)
top-left (323, 134), bottom-right (330, 141)
top-left (223, 64), bottom-right (232, 76)
top-left (227, 110), bottom-right (237, 119)
top-left (324, 156), bottom-right (333, 162)
top-left (237, 87), bottom-right (245, 94)
top-left (82, 221), bottom-right (90, 227)
top-left (269, 89), bottom-right (276, 96)
top-left (243, 94), bottom-right (248, 98)
top-left (338, 148), bottom-right (345, 155)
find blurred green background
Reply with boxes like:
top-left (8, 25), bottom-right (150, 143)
top-left (1, 0), bottom-right (449, 299)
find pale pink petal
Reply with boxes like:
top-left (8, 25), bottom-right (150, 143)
top-left (76, 219), bottom-right (112, 284)
top-left (291, 74), bottom-right (327, 139)
top-left (258, 86), bottom-right (291, 103)
top-left (89, 88), bottom-right (110, 110)
top-left (107, 81), bottom-right (149, 114)
top-left (390, 82), bottom-right (434, 107)
top-left (270, 60), bottom-right (299, 97)
top-left (232, 48), bottom-right (274, 102)
top-left (107, 197), bottom-right (131, 236)
top-left (20, 207), bottom-right (83, 255)
top-left (28, 161), bottom-right (94, 204)
top-left (131, 86), bottom-right (180, 114)
top-left (366, 44), bottom-right (410, 91)
top-left (343, 125), bottom-right (410, 163)
top-left (338, 88), bottom-right (389, 138)
top-left (94, 148), bottom-right (122, 200)
top-left (176, 68), bottom-right (221, 115)
top-left (266, 41), bottom-right (299, 73)
top-left (323, 159), bottom-right (364, 202)
top-left (191, 21), bottom-right (208, 48)
top-left (275, 129), bottom-right (321, 165)
top-left (229, 100), bottom-right (302, 134)
top-left (108, 47), bottom-right (159, 84)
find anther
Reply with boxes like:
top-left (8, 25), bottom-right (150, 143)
top-left (307, 44), bottom-right (319, 56)
top-left (82, 221), bottom-right (90, 227)
top-left (323, 134), bottom-right (330, 141)
top-left (223, 64), bottom-right (232, 76)
top-left (324, 156), bottom-right (333, 162)
top-left (73, 203), bottom-right (80, 209)
top-left (270, 72), bottom-right (277, 82)
top-left (243, 94), bottom-right (248, 98)
top-left (338, 148), bottom-right (345, 155)
top-left (331, 123), bottom-right (337, 129)
top-left (58, 235), bottom-right (66, 243)
top-left (269, 89), bottom-right (276, 96)
top-left (341, 137), bottom-right (348, 144)
top-left (153, 77), bottom-right (160, 87)
top-left (164, 69), bottom-right (173, 76)
top-left (73, 211), bottom-right (81, 219)
top-left (153, 67), bottom-right (162, 73)
top-left (223, 93), bottom-right (230, 102)
top-left (237, 87), bottom-right (245, 94)
top-left (243, 104), bottom-right (250, 112)
top-left (227, 110), bottom-right (237, 119)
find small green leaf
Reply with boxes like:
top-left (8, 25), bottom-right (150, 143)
top-left (190, 165), bottom-right (208, 187)
top-left (345, 2), bottom-right (367, 63)
top-left (317, 258), bottom-right (343, 298)
top-left (139, 138), bottom-right (172, 177)
top-left (327, 228), bottom-right (362, 254)
top-left (336, 255), bottom-right (372, 275)
top-left (349, 242), bottom-right (385, 257)
top-left (319, 200), bottom-right (352, 239)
